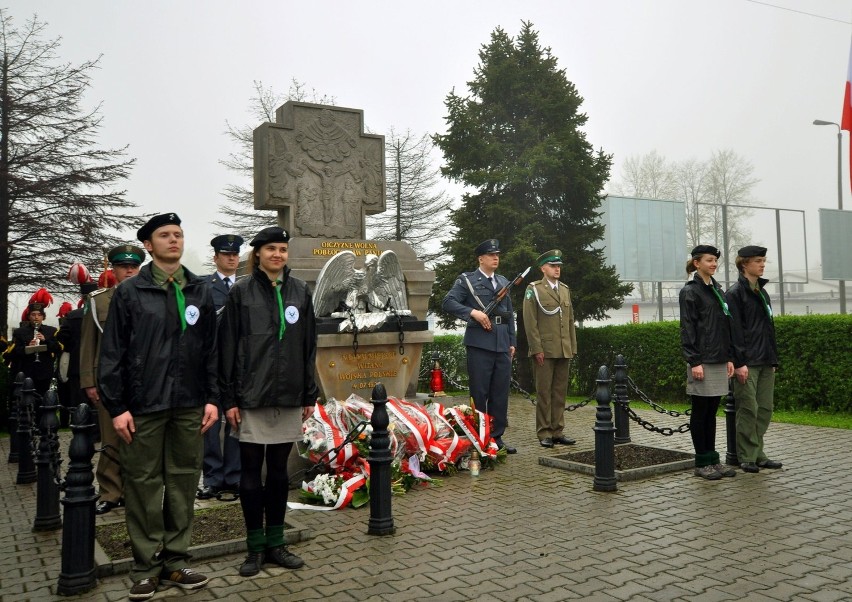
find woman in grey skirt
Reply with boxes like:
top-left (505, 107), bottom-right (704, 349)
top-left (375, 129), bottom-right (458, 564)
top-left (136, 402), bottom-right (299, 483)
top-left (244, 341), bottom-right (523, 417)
top-left (679, 245), bottom-right (736, 480)
top-left (218, 226), bottom-right (319, 576)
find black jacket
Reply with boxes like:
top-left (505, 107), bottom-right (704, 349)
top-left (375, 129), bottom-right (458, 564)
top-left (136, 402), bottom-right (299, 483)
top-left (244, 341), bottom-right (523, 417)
top-left (56, 308), bottom-right (84, 379)
top-left (9, 323), bottom-right (60, 382)
top-left (98, 263), bottom-right (219, 418)
top-left (725, 274), bottom-right (778, 368)
top-left (218, 266), bottom-right (319, 411)
top-left (679, 275), bottom-right (733, 367)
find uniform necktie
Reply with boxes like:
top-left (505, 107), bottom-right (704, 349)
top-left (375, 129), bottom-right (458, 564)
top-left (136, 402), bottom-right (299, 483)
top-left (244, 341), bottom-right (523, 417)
top-left (169, 277), bottom-right (187, 332)
top-left (274, 280), bottom-right (285, 340)
top-left (225, 277), bottom-right (231, 290)
top-left (488, 276), bottom-right (495, 290)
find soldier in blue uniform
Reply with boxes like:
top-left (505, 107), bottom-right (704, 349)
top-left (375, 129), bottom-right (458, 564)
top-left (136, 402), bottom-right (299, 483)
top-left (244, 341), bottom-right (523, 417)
top-left (198, 234), bottom-right (244, 500)
top-left (442, 239), bottom-right (518, 454)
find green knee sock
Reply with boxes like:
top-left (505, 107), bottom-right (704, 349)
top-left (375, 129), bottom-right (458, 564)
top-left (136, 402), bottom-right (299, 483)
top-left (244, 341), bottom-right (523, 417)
top-left (266, 524), bottom-right (285, 548)
top-left (247, 528), bottom-right (266, 553)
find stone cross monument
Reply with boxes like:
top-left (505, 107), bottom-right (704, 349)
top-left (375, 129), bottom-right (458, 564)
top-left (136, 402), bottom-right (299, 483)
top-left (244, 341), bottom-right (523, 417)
top-left (254, 102), bottom-right (385, 239)
top-left (253, 101), bottom-right (435, 400)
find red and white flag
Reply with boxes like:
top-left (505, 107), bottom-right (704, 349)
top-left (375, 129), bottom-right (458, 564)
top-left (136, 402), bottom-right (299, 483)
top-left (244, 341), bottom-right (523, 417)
top-left (841, 36), bottom-right (852, 194)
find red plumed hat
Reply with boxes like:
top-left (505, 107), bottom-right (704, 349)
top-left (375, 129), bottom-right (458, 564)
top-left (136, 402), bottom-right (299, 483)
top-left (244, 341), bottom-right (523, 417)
top-left (57, 301), bottom-right (74, 318)
top-left (23, 288), bottom-right (54, 321)
top-left (67, 262), bottom-right (92, 285)
top-left (98, 270), bottom-right (117, 289)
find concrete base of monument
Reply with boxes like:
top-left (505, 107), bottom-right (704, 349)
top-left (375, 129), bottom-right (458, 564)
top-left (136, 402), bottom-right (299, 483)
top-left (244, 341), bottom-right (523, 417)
top-left (93, 516), bottom-right (312, 577)
top-left (316, 328), bottom-right (433, 400)
top-left (538, 443), bottom-right (695, 481)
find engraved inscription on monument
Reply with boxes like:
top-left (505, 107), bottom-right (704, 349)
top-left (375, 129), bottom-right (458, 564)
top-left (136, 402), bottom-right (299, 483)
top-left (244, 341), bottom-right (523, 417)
top-left (254, 102), bottom-right (385, 240)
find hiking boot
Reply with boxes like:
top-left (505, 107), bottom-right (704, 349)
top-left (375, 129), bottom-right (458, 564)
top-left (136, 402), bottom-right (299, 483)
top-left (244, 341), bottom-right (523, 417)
top-left (129, 577), bottom-right (159, 600)
top-left (758, 459), bottom-right (783, 469)
top-left (694, 465), bottom-right (722, 480)
top-left (266, 545), bottom-right (304, 569)
top-left (159, 567), bottom-right (209, 589)
top-left (239, 551), bottom-right (265, 577)
top-left (712, 464), bottom-right (737, 477)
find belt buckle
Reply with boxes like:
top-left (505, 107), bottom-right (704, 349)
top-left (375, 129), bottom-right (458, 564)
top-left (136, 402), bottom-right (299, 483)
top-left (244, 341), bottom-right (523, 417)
top-left (493, 315), bottom-right (503, 325)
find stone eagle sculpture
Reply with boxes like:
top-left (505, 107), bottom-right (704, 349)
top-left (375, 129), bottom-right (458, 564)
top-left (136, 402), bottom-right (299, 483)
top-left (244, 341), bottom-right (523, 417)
top-left (313, 250), bottom-right (410, 331)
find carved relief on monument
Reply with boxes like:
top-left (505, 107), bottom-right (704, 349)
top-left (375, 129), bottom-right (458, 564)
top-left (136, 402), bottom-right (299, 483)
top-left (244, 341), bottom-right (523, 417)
top-left (254, 102), bottom-right (385, 240)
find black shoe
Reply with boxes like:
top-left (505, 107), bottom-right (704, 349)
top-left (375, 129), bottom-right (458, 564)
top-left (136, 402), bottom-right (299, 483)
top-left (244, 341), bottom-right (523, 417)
top-left (539, 438), bottom-right (554, 448)
top-left (741, 462), bottom-right (760, 473)
top-left (553, 435), bottom-right (576, 445)
top-left (266, 546), bottom-right (304, 569)
top-left (500, 443), bottom-right (518, 454)
top-left (758, 459), bottom-right (782, 469)
top-left (128, 576), bottom-right (159, 600)
top-left (196, 485), bottom-right (219, 500)
top-left (95, 499), bottom-right (123, 515)
top-left (239, 551), bottom-right (264, 576)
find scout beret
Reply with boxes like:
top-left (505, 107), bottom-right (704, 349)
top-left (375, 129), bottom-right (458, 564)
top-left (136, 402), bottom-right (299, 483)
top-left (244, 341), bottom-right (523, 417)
top-left (690, 245), bottom-right (721, 258)
top-left (474, 239), bottom-right (500, 256)
top-left (137, 213), bottom-right (181, 242)
top-left (249, 226), bottom-right (290, 247)
top-left (536, 249), bottom-right (563, 267)
top-left (108, 244), bottom-right (145, 266)
top-left (211, 234), bottom-right (244, 253)
top-left (737, 245), bottom-right (767, 258)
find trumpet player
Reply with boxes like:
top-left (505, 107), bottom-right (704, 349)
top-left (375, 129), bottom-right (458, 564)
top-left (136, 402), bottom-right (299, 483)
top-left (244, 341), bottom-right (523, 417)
top-left (8, 291), bottom-right (61, 402)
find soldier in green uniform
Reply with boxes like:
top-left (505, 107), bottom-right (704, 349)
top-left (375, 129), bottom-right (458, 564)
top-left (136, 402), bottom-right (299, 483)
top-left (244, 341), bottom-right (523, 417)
top-left (79, 244), bottom-right (144, 514)
top-left (522, 250), bottom-right (578, 448)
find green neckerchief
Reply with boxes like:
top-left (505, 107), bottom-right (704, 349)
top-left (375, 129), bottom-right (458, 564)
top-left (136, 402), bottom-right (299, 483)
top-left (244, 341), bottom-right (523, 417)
top-left (706, 279), bottom-right (731, 317)
top-left (273, 279), bottom-right (285, 340)
top-left (152, 264), bottom-right (187, 332)
top-left (751, 282), bottom-right (773, 320)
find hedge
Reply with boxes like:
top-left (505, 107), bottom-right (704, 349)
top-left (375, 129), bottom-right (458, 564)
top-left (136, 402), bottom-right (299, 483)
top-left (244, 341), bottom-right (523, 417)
top-left (418, 315), bottom-right (852, 412)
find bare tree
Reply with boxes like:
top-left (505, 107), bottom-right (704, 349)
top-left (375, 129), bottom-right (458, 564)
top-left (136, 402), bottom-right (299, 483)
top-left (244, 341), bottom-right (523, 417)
top-left (612, 148), bottom-right (760, 291)
top-left (0, 11), bottom-right (138, 331)
top-left (366, 128), bottom-right (452, 264)
top-left (214, 79), bottom-right (334, 237)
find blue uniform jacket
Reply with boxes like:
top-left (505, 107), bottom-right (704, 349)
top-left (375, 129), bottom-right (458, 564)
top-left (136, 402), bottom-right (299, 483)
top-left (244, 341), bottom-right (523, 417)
top-left (201, 273), bottom-right (232, 312)
top-left (442, 269), bottom-right (517, 352)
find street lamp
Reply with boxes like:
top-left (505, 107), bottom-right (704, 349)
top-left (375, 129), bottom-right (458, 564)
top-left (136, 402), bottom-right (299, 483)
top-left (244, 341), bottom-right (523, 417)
top-left (813, 119), bottom-right (847, 314)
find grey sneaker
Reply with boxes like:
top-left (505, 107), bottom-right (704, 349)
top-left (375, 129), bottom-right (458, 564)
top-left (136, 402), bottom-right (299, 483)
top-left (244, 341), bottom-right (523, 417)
top-left (712, 463), bottom-right (737, 477)
top-left (694, 465), bottom-right (722, 480)
top-left (129, 577), bottom-right (159, 600)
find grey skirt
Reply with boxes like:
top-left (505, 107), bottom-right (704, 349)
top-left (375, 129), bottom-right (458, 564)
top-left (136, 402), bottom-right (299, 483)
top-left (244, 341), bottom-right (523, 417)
top-left (686, 362), bottom-right (729, 396)
top-left (236, 406), bottom-right (303, 445)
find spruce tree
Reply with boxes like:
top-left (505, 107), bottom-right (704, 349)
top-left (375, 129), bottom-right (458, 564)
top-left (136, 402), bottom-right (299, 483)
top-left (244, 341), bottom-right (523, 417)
top-left (432, 22), bottom-right (631, 387)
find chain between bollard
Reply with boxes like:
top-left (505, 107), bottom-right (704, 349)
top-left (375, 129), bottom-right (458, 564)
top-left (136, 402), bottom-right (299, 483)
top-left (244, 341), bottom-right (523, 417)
top-left (626, 406), bottom-right (690, 436)
top-left (627, 376), bottom-right (691, 417)
top-left (565, 386), bottom-right (596, 412)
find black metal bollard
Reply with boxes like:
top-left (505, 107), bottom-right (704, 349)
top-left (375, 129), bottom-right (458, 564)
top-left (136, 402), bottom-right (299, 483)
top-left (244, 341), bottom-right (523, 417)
top-left (593, 366), bottom-right (617, 492)
top-left (723, 385), bottom-right (738, 466)
top-left (7, 372), bottom-right (25, 463)
top-left (16, 377), bottom-right (38, 484)
top-left (33, 388), bottom-right (63, 531)
top-left (613, 354), bottom-right (631, 444)
top-left (57, 403), bottom-right (98, 596)
top-left (367, 383), bottom-right (395, 536)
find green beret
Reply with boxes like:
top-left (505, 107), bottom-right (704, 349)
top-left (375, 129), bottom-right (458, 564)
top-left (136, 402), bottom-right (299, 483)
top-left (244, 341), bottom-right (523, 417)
top-left (536, 249), bottom-right (563, 267)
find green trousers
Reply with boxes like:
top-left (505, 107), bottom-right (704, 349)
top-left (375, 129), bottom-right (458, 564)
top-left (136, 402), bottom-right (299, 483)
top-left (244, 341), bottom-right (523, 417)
top-left (733, 365), bottom-right (775, 464)
top-left (119, 407), bottom-right (204, 581)
top-left (533, 358), bottom-right (571, 440)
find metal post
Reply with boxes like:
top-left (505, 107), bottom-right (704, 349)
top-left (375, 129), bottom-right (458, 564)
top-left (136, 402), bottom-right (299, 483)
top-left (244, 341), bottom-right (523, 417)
top-left (837, 128), bottom-right (847, 314)
top-left (721, 203), bottom-right (730, 288)
top-left (367, 383), bottom-right (395, 535)
top-left (775, 209), bottom-right (785, 316)
top-left (723, 386), bottom-right (738, 466)
top-left (656, 282), bottom-right (663, 322)
top-left (16, 378), bottom-right (37, 484)
top-left (33, 388), bottom-right (63, 531)
top-left (57, 403), bottom-right (98, 596)
top-left (613, 355), bottom-right (631, 444)
top-left (593, 366), bottom-right (617, 492)
top-left (7, 372), bottom-right (24, 463)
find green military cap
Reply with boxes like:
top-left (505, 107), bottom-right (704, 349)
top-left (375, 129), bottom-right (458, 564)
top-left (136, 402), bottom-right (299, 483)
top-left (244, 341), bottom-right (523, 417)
top-left (108, 244), bottom-right (145, 266)
top-left (536, 249), bottom-right (563, 267)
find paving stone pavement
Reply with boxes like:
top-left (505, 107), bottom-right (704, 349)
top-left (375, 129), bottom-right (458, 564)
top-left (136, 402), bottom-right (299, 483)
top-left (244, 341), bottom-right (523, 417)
top-left (2, 397), bottom-right (852, 602)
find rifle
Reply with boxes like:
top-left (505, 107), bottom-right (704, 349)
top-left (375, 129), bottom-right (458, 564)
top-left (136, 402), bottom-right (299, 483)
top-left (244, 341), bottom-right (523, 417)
top-left (482, 267), bottom-right (531, 316)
